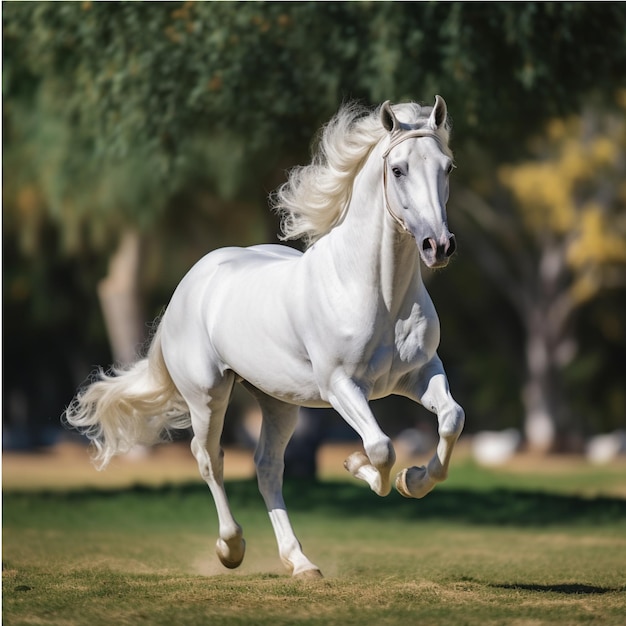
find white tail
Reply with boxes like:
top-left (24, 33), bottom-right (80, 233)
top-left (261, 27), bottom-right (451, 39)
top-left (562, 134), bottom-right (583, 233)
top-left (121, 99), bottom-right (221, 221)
top-left (64, 323), bottom-right (191, 469)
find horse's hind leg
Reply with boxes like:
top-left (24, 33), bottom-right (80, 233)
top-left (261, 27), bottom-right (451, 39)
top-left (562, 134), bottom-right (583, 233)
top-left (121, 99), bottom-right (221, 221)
top-left (182, 374), bottom-right (246, 569)
top-left (247, 386), bottom-right (322, 578)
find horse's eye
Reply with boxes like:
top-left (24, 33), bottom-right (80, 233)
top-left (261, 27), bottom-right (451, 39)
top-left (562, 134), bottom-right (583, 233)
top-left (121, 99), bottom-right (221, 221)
top-left (392, 167), bottom-right (403, 178)
top-left (446, 163), bottom-right (455, 176)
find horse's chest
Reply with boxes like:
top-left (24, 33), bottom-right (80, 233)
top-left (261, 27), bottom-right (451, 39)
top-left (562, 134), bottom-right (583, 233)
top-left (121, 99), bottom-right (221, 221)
top-left (360, 304), bottom-right (440, 388)
top-left (393, 307), bottom-right (440, 365)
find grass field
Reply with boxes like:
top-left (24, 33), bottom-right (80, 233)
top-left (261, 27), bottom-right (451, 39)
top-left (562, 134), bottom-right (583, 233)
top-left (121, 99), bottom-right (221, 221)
top-left (3, 442), bottom-right (626, 625)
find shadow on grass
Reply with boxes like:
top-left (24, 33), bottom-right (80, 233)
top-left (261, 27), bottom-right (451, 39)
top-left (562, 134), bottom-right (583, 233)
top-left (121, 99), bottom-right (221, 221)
top-left (491, 582), bottom-right (626, 595)
top-left (6, 479), bottom-right (626, 527)
top-left (277, 479), bottom-right (626, 526)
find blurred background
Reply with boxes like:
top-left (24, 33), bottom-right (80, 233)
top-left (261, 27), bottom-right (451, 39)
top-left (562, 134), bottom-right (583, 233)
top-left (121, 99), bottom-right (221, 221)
top-left (3, 2), bottom-right (626, 472)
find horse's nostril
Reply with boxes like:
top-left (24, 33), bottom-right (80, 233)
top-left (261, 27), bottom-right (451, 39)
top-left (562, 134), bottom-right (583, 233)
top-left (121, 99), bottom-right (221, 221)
top-left (446, 235), bottom-right (457, 257)
top-left (422, 238), bottom-right (435, 252)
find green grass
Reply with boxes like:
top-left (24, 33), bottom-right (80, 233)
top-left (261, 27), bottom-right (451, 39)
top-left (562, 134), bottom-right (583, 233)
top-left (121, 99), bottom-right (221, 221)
top-left (3, 463), bottom-right (626, 625)
top-left (438, 457), bottom-right (626, 497)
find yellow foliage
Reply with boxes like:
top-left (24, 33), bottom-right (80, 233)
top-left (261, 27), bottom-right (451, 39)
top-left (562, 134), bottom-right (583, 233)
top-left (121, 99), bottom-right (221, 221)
top-left (499, 161), bottom-right (576, 233)
top-left (499, 97), bottom-right (626, 303)
top-left (568, 204), bottom-right (626, 268)
top-left (546, 118), bottom-right (567, 142)
top-left (570, 272), bottom-right (600, 304)
top-left (591, 137), bottom-right (618, 166)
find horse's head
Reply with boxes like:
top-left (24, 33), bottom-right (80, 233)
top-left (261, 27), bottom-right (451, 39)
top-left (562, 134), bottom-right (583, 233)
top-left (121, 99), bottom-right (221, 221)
top-left (381, 97), bottom-right (456, 269)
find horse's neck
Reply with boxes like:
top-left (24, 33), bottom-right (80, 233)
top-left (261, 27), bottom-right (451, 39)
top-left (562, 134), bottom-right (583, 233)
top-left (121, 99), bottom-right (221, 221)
top-left (325, 152), bottom-right (422, 312)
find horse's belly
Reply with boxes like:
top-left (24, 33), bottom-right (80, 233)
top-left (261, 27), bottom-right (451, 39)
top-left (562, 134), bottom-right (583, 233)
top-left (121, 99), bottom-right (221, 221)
top-left (233, 352), bottom-right (326, 407)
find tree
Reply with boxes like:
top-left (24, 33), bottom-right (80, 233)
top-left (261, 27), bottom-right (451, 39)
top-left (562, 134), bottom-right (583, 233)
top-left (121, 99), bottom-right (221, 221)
top-left (4, 2), bottom-right (626, 453)
top-left (4, 2), bottom-right (288, 363)
top-left (452, 95), bottom-right (626, 451)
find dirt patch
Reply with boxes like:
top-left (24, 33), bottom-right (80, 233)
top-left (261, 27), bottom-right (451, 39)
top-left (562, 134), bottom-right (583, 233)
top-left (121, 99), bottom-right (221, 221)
top-left (2, 441), bottom-right (254, 491)
top-left (1, 441), bottom-right (372, 491)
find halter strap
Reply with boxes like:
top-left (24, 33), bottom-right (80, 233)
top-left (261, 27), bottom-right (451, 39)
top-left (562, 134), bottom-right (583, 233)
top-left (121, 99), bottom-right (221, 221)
top-left (382, 128), bottom-right (443, 159)
top-left (382, 129), bottom-right (445, 235)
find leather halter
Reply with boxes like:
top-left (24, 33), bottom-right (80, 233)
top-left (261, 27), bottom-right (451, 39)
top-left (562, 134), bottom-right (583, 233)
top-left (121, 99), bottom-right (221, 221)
top-left (381, 128), bottom-right (446, 236)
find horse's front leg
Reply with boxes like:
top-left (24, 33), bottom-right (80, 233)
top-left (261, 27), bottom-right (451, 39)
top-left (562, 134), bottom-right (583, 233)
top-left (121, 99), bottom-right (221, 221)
top-left (327, 376), bottom-right (395, 496)
top-left (396, 357), bottom-right (465, 498)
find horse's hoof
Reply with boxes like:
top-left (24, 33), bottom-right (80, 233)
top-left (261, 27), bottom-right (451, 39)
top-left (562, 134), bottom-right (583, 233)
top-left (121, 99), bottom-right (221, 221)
top-left (395, 466), bottom-right (433, 499)
top-left (395, 468), bottom-right (412, 498)
top-left (294, 568), bottom-right (324, 580)
top-left (344, 451), bottom-right (369, 474)
top-left (216, 537), bottom-right (246, 569)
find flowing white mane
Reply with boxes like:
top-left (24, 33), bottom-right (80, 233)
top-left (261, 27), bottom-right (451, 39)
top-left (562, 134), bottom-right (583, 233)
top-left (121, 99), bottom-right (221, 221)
top-left (273, 101), bottom-right (451, 247)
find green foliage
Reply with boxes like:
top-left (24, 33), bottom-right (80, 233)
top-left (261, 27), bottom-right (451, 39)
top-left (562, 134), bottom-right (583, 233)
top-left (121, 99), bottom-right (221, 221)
top-left (3, 1), bottom-right (626, 440)
top-left (6, 2), bottom-right (626, 180)
top-left (5, 1), bottom-right (626, 243)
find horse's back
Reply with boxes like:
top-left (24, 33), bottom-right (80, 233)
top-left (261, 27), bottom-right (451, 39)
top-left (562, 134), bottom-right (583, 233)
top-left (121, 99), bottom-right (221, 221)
top-left (168, 245), bottom-right (301, 300)
top-left (247, 243), bottom-right (302, 260)
top-left (164, 245), bottom-right (304, 333)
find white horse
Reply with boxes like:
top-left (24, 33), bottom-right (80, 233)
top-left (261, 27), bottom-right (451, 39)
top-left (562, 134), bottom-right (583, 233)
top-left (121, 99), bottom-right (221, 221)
top-left (65, 97), bottom-right (465, 578)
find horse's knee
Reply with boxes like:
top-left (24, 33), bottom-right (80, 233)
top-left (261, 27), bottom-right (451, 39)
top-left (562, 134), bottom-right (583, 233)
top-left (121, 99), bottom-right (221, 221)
top-left (365, 437), bottom-right (396, 471)
top-left (438, 404), bottom-right (465, 440)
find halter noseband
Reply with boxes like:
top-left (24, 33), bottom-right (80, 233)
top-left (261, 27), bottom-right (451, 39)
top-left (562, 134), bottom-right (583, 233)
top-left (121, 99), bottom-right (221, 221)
top-left (382, 128), bottom-right (446, 236)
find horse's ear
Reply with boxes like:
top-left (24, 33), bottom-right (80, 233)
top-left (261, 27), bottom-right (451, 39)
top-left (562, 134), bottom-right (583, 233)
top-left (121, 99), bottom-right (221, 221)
top-left (428, 95), bottom-right (448, 130)
top-left (381, 101), bottom-right (399, 132)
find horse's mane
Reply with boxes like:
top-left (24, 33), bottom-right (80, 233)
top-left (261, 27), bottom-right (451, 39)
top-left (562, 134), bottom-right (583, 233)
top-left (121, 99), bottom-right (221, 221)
top-left (272, 101), bottom-right (451, 247)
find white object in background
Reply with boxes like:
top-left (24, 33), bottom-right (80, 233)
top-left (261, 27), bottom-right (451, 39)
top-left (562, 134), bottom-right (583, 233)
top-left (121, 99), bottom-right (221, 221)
top-left (472, 429), bottom-right (521, 466)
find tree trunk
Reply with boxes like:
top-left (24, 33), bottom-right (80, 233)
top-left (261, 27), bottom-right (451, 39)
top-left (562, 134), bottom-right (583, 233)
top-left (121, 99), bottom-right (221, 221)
top-left (97, 229), bottom-right (145, 366)
top-left (522, 331), bottom-right (558, 453)
top-left (522, 344), bottom-right (574, 453)
top-left (521, 244), bottom-right (578, 453)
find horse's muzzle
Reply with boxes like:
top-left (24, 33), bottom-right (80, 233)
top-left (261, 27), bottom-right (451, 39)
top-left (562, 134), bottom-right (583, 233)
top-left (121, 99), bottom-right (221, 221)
top-left (421, 234), bottom-right (456, 268)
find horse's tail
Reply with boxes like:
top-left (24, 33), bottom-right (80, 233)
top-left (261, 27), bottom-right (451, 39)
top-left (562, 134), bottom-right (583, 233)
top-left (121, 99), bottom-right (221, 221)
top-left (64, 322), bottom-right (191, 470)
